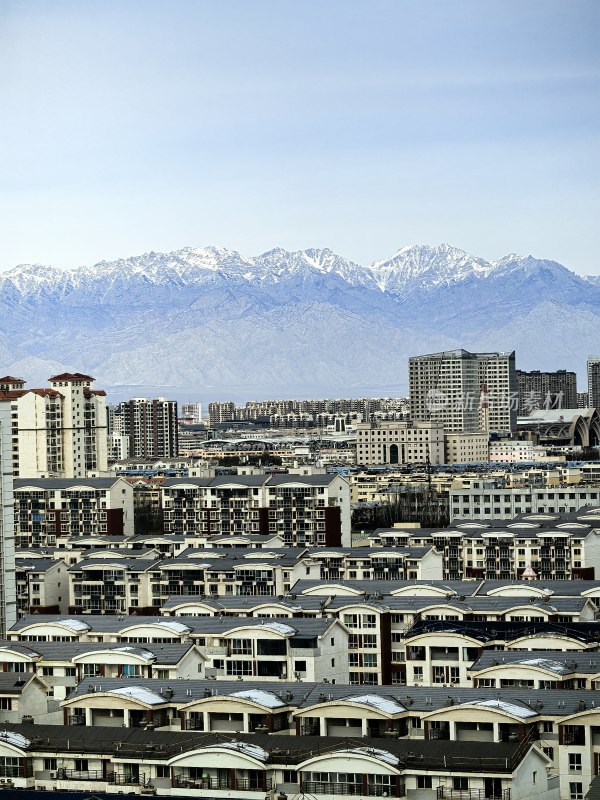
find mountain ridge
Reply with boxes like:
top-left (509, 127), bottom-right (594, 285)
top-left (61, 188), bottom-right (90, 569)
top-left (1, 243), bottom-right (598, 399)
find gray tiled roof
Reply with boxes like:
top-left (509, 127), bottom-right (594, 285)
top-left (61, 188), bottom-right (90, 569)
top-left (0, 639), bottom-right (197, 664)
top-left (15, 558), bottom-right (61, 572)
top-left (10, 614), bottom-right (337, 638)
top-left (14, 478), bottom-right (124, 489)
top-left (0, 723), bottom-right (521, 771)
top-left (59, 677), bottom-right (600, 717)
top-left (469, 649), bottom-right (600, 674)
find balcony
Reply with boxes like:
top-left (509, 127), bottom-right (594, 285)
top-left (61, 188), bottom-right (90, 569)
top-left (173, 776), bottom-right (272, 791)
top-left (303, 782), bottom-right (403, 797)
top-left (0, 766), bottom-right (23, 779)
top-left (437, 791), bottom-right (510, 800)
top-left (57, 768), bottom-right (106, 782)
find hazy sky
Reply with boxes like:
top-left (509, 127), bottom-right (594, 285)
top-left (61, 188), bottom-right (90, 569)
top-left (1, 0), bottom-right (598, 273)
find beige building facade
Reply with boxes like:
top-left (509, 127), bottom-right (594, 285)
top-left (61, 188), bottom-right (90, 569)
top-left (356, 420), bottom-right (445, 466)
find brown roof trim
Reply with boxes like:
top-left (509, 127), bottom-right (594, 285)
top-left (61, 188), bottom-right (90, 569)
top-left (49, 372), bottom-right (95, 381)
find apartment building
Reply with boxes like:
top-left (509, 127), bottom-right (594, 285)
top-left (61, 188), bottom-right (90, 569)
top-left (9, 614), bottom-right (350, 685)
top-left (0, 674), bottom-right (50, 725)
top-left (162, 473), bottom-right (351, 546)
top-left (180, 402), bottom-right (202, 424)
top-left (588, 356), bottom-right (600, 408)
top-left (516, 369), bottom-right (577, 413)
top-left (370, 507), bottom-right (600, 580)
top-left (67, 549), bottom-right (298, 613)
top-left (0, 640), bottom-right (204, 701)
top-left (110, 396), bottom-right (179, 459)
top-left (451, 486), bottom-right (600, 520)
top-left (15, 557), bottom-right (67, 617)
top-left (63, 545), bottom-right (442, 617)
top-left (0, 373), bottom-right (107, 478)
top-left (444, 432), bottom-right (490, 464)
top-left (0, 400), bottom-right (15, 635)
top-left (208, 400), bottom-right (236, 425)
top-left (12, 477), bottom-right (134, 549)
top-left (468, 650), bottom-right (600, 690)
top-left (301, 546), bottom-right (443, 583)
top-left (68, 557), bottom-right (160, 614)
top-left (0, 724), bottom-right (554, 800)
top-left (409, 350), bottom-right (516, 434)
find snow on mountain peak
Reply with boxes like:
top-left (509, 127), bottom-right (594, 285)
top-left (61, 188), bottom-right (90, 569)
top-left (367, 243), bottom-right (495, 293)
top-left (1, 242), bottom-right (590, 302)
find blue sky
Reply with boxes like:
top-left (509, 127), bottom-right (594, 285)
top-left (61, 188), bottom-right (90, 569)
top-left (1, 0), bottom-right (598, 273)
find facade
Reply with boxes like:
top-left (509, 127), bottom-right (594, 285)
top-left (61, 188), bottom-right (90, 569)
top-left (355, 420), bottom-right (445, 466)
top-left (516, 369), bottom-right (577, 414)
top-left (0, 724), bottom-right (556, 800)
top-left (181, 402), bottom-right (202, 424)
top-left (63, 545), bottom-right (441, 615)
top-left (488, 441), bottom-right (554, 463)
top-left (444, 432), bottom-right (489, 464)
top-left (162, 473), bottom-right (351, 547)
top-left (0, 373), bottom-right (107, 478)
top-left (588, 356), bottom-right (600, 408)
top-left (107, 432), bottom-right (130, 461)
top-left (209, 401), bottom-right (236, 425)
top-left (112, 397), bottom-right (179, 459)
top-left (0, 640), bottom-right (204, 701)
top-left (0, 400), bottom-right (16, 635)
top-left (15, 557), bottom-right (67, 617)
top-left (9, 614), bottom-right (350, 685)
top-left (409, 350), bottom-right (516, 435)
top-left (369, 507), bottom-right (600, 580)
top-left (451, 486), bottom-right (600, 521)
top-left (12, 477), bottom-right (135, 549)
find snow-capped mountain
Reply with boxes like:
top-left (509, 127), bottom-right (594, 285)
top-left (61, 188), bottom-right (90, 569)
top-left (0, 244), bottom-right (598, 400)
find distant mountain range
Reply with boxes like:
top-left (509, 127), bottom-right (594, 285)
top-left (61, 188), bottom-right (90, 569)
top-left (1, 243), bottom-right (598, 401)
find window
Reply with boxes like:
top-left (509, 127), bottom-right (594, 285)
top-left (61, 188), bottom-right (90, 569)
top-left (226, 660), bottom-right (253, 676)
top-left (417, 777), bottom-right (432, 789)
top-left (44, 758), bottom-right (58, 771)
top-left (569, 754), bottom-right (582, 772)
top-left (453, 778), bottom-right (468, 791)
top-left (570, 783), bottom-right (583, 800)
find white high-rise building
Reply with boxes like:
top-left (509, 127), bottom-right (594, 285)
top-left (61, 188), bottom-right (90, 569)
top-left (0, 373), bottom-right (108, 478)
top-left (181, 402), bottom-right (202, 424)
top-left (0, 400), bottom-right (16, 635)
top-left (409, 349), bottom-right (516, 434)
